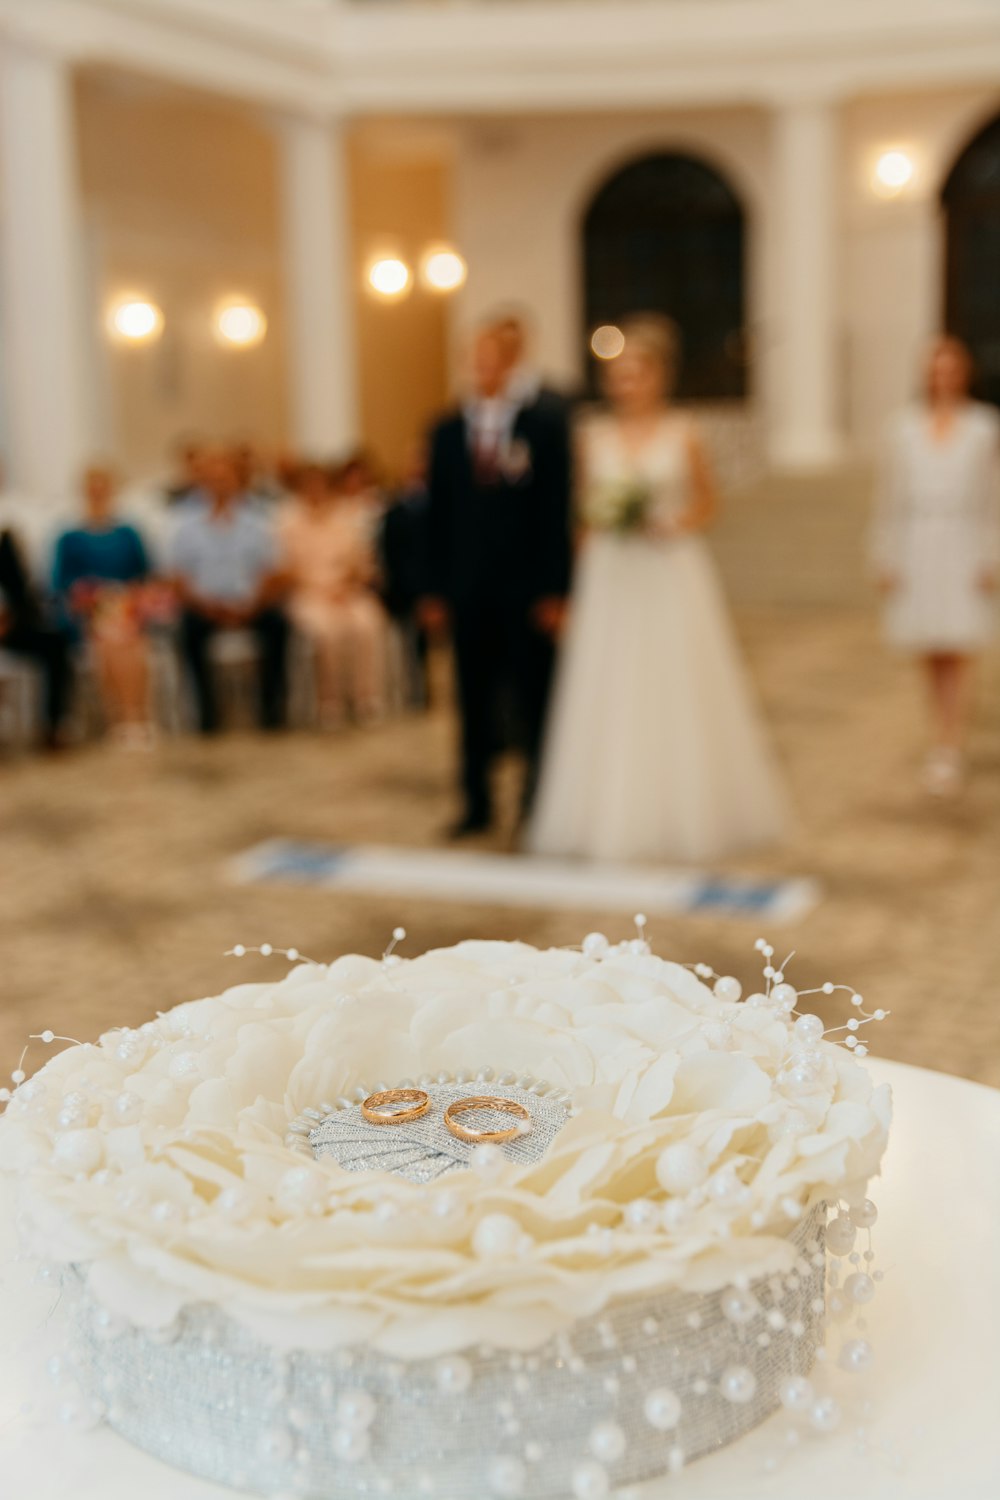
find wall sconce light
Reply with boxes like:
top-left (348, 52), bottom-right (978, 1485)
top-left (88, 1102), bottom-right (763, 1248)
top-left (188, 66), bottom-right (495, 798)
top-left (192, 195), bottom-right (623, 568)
top-left (108, 297), bottom-right (164, 343)
top-left (368, 258), bottom-right (411, 299)
top-left (590, 324), bottom-right (625, 360)
top-left (872, 149), bottom-right (916, 199)
top-left (421, 246), bottom-right (467, 293)
top-left (215, 300), bottom-right (267, 347)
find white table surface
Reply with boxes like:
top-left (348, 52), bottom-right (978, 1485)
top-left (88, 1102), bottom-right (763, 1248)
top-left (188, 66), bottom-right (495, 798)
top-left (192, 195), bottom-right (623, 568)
top-left (2, 1057), bottom-right (999, 1500)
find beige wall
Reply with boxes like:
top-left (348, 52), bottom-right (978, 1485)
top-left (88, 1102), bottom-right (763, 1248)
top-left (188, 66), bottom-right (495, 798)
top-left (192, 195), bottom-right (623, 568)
top-left (451, 90), bottom-right (1000, 458)
top-left (76, 73), bottom-right (289, 479)
top-left (71, 81), bottom-right (453, 484)
top-left (23, 74), bottom-right (1000, 486)
top-left (453, 109), bottom-right (774, 417)
top-left (349, 127), bottom-right (452, 480)
top-left (840, 85), bottom-right (1000, 452)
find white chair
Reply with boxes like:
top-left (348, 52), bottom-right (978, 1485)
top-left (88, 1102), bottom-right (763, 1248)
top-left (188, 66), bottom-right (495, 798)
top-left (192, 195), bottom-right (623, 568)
top-left (0, 649), bottom-right (41, 751)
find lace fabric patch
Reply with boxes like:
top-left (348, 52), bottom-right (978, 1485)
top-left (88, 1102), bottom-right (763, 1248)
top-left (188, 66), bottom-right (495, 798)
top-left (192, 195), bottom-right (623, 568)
top-left (67, 1207), bottom-right (826, 1498)
top-left (306, 1081), bottom-right (571, 1182)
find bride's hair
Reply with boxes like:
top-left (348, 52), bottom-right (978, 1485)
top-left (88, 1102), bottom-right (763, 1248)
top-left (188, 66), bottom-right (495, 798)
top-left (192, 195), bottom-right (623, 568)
top-left (620, 314), bottom-right (681, 394)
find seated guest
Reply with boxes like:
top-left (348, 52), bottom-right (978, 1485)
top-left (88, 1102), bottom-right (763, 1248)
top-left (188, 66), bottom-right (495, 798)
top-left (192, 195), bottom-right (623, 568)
top-left (379, 439), bottom-right (430, 709)
top-left (0, 524), bottom-right (72, 749)
top-left (53, 465), bottom-right (155, 747)
top-left (280, 460), bottom-right (386, 729)
top-left (164, 436), bottom-right (207, 507)
top-left (171, 448), bottom-right (288, 734)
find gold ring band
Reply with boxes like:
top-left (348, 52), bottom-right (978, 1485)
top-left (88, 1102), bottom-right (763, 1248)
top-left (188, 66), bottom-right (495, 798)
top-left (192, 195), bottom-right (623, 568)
top-left (444, 1096), bottom-right (532, 1145)
top-left (361, 1088), bottom-right (431, 1125)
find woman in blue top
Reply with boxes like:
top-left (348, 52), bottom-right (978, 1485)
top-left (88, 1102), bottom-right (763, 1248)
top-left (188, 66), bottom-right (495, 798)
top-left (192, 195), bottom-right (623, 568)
top-left (53, 466), bottom-right (155, 745)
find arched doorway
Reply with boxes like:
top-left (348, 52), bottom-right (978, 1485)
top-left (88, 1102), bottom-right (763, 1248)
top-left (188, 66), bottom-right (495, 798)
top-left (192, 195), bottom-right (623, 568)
top-left (943, 112), bottom-right (1000, 407)
top-left (582, 151), bottom-right (747, 400)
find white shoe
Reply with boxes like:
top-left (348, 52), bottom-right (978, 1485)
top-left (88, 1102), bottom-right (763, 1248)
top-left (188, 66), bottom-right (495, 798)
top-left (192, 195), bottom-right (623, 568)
top-left (922, 748), bottom-right (963, 798)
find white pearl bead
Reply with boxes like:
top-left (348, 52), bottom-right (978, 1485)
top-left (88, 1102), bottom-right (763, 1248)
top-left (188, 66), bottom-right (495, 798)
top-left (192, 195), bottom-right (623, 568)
top-left (745, 992), bottom-right (771, 1008)
top-left (623, 1199), bottom-right (658, 1233)
top-left (571, 1461), bottom-right (610, 1500)
top-left (276, 1167), bottom-right (326, 1215)
top-left (488, 1455), bottom-right (526, 1497)
top-left (809, 1396), bottom-right (842, 1432)
top-left (257, 1426), bottom-right (293, 1461)
top-left (771, 983), bottom-right (798, 1010)
top-left (336, 1390), bottom-right (376, 1429)
top-left (719, 1365), bottom-right (757, 1404)
top-left (260, 943), bottom-right (273, 957)
top-left (825, 1215), bottom-right (856, 1256)
top-left (471, 1144), bottom-right (506, 1182)
top-left (844, 1271), bottom-right (875, 1304)
top-left (435, 1356), bottom-right (472, 1395)
top-left (713, 976), bottom-right (742, 1003)
top-left (643, 1387), bottom-right (681, 1431)
top-left (589, 1422), bottom-right (626, 1463)
top-left (778, 1375), bottom-right (813, 1412)
top-left (840, 1337), bottom-right (874, 1373)
top-left (660, 1199), bottom-right (690, 1233)
top-left (850, 1199), bottom-right (878, 1229)
top-left (168, 1052), bottom-right (200, 1081)
top-left (331, 1425), bottom-right (370, 1462)
top-left (793, 1013), bottom-right (824, 1042)
top-left (393, 927), bottom-right (406, 941)
top-left (112, 1092), bottom-right (142, 1125)
top-left (628, 938), bottom-right (650, 956)
top-left (473, 1213), bottom-right (522, 1258)
top-left (216, 1186), bottom-right (253, 1221)
top-left (431, 1191), bottom-right (462, 1222)
top-left (52, 1129), bottom-right (103, 1174)
top-left (720, 1287), bottom-right (759, 1325)
top-left (708, 1169), bottom-right (746, 1207)
top-left (656, 1142), bottom-right (707, 1194)
top-left (582, 932), bottom-right (609, 958)
top-left (40, 1030), bottom-right (55, 1045)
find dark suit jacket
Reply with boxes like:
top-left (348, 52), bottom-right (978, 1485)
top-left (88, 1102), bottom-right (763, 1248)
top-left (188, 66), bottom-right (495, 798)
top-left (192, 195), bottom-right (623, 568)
top-left (425, 399), bottom-right (572, 613)
top-left (0, 528), bottom-right (43, 630)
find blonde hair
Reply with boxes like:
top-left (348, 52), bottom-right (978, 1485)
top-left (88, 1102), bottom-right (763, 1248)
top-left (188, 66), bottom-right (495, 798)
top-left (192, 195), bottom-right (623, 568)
top-left (619, 314), bottom-right (681, 395)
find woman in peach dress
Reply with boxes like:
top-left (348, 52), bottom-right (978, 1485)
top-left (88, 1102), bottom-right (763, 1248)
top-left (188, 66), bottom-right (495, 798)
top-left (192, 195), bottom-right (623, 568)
top-left (280, 463), bottom-right (387, 729)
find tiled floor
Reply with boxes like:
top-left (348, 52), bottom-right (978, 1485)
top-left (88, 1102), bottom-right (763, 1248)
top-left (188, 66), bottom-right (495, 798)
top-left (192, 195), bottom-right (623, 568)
top-left (2, 605), bottom-right (999, 1089)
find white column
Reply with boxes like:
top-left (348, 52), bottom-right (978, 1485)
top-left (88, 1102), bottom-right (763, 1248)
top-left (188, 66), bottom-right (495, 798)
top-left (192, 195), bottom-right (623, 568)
top-left (278, 112), bottom-right (358, 453)
top-left (0, 41), bottom-right (87, 502)
top-left (769, 98), bottom-right (842, 470)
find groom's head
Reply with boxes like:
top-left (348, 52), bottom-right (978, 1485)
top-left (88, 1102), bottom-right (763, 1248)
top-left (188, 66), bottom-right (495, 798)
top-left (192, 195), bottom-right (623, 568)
top-left (470, 329), bottom-right (506, 399)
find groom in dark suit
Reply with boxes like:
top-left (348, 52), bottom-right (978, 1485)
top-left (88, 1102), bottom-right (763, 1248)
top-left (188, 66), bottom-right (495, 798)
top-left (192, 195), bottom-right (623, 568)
top-left (423, 326), bottom-right (572, 836)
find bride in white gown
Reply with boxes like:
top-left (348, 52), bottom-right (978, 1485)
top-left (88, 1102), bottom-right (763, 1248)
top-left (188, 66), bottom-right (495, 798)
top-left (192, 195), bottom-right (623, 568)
top-left (529, 315), bottom-right (788, 863)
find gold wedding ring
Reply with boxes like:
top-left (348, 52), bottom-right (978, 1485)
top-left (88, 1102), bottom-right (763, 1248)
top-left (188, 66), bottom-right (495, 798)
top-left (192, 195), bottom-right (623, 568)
top-left (444, 1096), bottom-right (532, 1145)
top-left (361, 1088), bottom-right (431, 1125)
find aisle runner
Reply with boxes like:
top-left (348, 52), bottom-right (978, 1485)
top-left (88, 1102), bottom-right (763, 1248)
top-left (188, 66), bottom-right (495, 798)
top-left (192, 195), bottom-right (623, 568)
top-left (230, 839), bottom-right (819, 924)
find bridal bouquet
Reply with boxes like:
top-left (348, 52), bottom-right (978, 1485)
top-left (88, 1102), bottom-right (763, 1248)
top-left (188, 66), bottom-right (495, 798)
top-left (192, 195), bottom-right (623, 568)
top-left (584, 478), bottom-right (654, 533)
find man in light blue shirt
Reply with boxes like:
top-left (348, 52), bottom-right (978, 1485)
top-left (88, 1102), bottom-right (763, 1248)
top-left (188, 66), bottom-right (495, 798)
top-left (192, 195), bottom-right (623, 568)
top-left (170, 449), bottom-right (289, 733)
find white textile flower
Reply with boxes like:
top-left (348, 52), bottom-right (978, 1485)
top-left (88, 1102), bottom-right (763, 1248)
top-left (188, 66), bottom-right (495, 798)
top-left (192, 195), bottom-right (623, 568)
top-left (0, 942), bottom-right (890, 1358)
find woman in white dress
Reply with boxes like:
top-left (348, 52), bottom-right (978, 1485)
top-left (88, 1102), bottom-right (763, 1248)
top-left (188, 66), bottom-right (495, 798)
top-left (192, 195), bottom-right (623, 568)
top-left (872, 335), bottom-right (1000, 796)
top-left (529, 315), bottom-right (788, 864)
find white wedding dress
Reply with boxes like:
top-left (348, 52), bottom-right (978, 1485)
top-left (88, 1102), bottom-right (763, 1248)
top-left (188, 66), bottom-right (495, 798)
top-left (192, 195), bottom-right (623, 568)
top-left (529, 415), bottom-right (789, 864)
